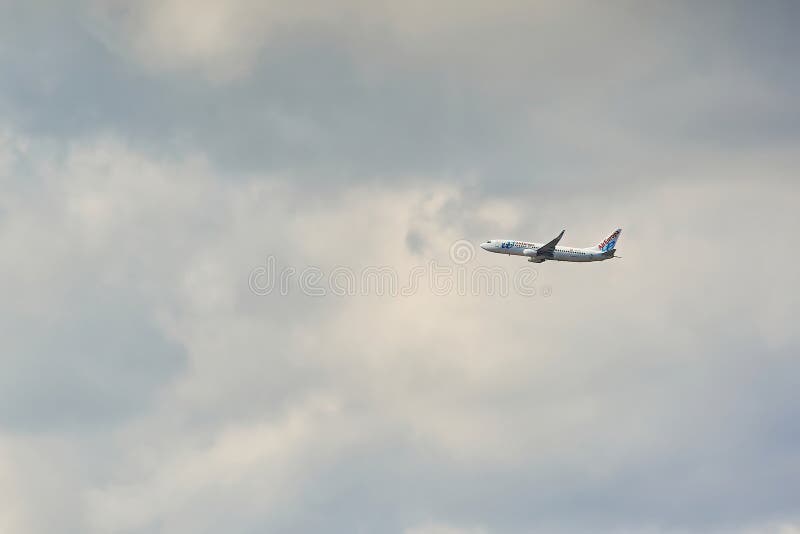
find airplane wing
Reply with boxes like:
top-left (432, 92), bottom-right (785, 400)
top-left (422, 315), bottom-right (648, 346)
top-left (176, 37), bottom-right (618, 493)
top-left (536, 229), bottom-right (565, 256)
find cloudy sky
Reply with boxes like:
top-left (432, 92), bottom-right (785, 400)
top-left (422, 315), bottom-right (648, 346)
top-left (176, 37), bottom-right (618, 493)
top-left (1, 1), bottom-right (799, 533)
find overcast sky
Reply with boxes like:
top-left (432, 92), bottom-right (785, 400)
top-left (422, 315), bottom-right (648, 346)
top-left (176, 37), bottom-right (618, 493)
top-left (1, 1), bottom-right (799, 533)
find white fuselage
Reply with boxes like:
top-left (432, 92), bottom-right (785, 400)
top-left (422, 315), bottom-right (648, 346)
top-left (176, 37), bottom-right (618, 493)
top-left (480, 240), bottom-right (611, 263)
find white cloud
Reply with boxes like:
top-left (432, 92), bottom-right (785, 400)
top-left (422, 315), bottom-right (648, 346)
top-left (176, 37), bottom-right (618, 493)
top-left (84, 0), bottom-right (666, 85)
top-left (85, 394), bottom-right (354, 532)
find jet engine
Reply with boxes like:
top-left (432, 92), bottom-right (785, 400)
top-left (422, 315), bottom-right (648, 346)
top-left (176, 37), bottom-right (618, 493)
top-left (523, 248), bottom-right (545, 262)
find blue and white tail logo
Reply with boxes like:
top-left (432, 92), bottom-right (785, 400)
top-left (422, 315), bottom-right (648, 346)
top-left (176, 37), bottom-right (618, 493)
top-left (598, 228), bottom-right (622, 252)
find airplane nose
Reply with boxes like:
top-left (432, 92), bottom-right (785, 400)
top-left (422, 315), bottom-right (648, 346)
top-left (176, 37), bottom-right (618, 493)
top-left (480, 243), bottom-right (489, 250)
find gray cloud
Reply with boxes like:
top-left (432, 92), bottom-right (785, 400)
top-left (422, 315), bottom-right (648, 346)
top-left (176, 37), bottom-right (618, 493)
top-left (0, 290), bottom-right (185, 431)
top-left (2, 2), bottom-right (797, 189)
top-left (0, 2), bottom-right (799, 533)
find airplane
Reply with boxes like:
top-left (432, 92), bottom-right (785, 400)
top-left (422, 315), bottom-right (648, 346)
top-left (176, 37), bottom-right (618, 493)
top-left (480, 229), bottom-right (622, 263)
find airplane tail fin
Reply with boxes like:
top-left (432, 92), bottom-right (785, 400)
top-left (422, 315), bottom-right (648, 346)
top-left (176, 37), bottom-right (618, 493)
top-left (594, 228), bottom-right (622, 252)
